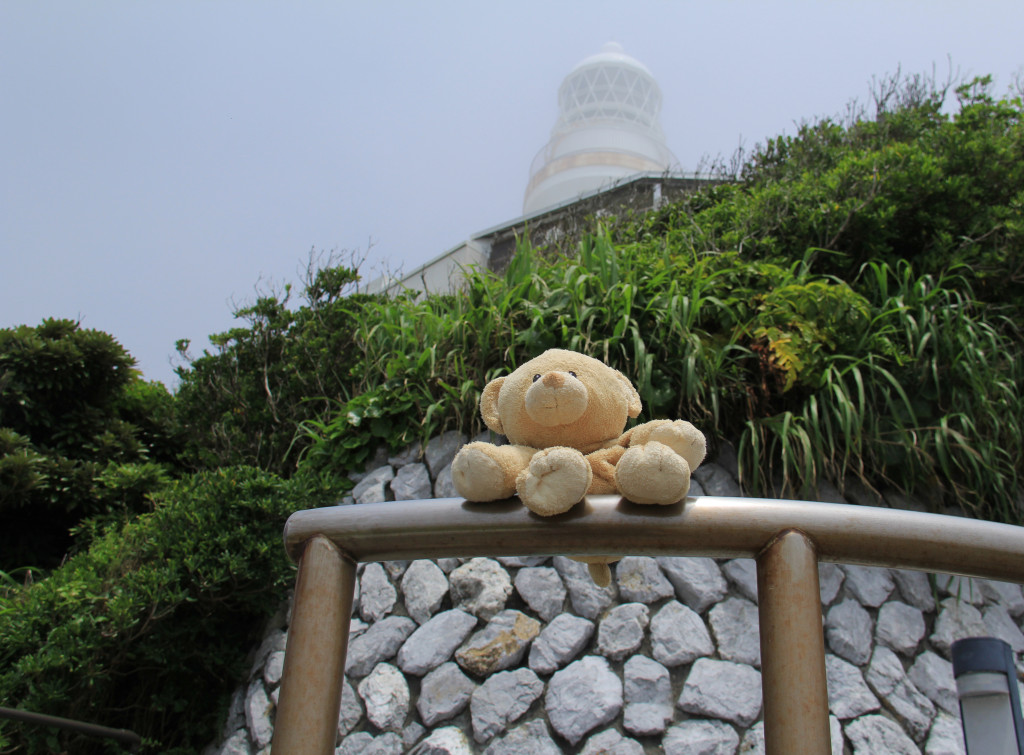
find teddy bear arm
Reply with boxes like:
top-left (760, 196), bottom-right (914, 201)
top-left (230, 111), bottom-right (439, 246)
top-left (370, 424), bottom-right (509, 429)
top-left (451, 442), bottom-right (537, 502)
top-left (624, 419), bottom-right (673, 447)
top-left (616, 441), bottom-right (691, 505)
top-left (628, 419), bottom-right (707, 473)
top-left (610, 428), bottom-right (635, 447)
top-left (585, 445), bottom-right (627, 495)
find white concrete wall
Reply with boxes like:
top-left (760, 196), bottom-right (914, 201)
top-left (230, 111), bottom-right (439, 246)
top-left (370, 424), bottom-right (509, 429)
top-left (365, 240), bottom-right (489, 297)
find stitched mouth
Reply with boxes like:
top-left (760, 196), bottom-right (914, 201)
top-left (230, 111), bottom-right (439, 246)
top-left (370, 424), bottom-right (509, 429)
top-left (526, 381), bottom-right (587, 426)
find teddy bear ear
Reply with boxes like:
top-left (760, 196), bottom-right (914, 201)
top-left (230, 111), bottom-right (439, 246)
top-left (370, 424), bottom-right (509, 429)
top-left (480, 376), bottom-right (506, 434)
top-left (614, 370), bottom-right (643, 418)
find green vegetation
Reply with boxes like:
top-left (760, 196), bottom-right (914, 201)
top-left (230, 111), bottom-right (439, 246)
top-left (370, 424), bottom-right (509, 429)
top-left (0, 319), bottom-right (181, 571)
top-left (172, 259), bottom-right (372, 476)
top-left (0, 467), bottom-right (333, 754)
top-left (0, 72), bottom-right (1021, 752)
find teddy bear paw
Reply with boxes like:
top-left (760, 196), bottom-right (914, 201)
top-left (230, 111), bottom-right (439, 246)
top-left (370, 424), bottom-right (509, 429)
top-left (452, 444), bottom-right (513, 502)
top-left (616, 441), bottom-right (691, 505)
top-left (516, 447), bottom-right (592, 516)
top-left (647, 420), bottom-right (707, 473)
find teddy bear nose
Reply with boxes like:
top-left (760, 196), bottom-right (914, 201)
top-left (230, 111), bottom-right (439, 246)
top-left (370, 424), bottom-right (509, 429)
top-left (542, 372), bottom-right (565, 388)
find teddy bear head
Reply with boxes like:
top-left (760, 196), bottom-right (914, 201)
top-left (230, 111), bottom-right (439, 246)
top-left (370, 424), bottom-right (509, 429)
top-left (480, 349), bottom-right (641, 452)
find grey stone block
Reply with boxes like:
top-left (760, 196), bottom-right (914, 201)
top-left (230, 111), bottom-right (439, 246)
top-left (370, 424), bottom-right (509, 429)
top-left (553, 556), bottom-right (617, 620)
top-left (390, 462), bottom-right (432, 500)
top-left (470, 667), bottom-right (543, 743)
top-left (529, 613), bottom-right (594, 675)
top-left (825, 654), bottom-right (879, 719)
top-left (417, 662), bottom-right (476, 727)
top-left (657, 556), bottom-right (727, 612)
top-left (875, 601), bottom-right (926, 657)
top-left (402, 559), bottom-right (449, 625)
top-left (615, 556), bottom-right (674, 603)
top-left (357, 662), bottom-right (410, 732)
top-left (623, 655), bottom-right (672, 736)
top-left (677, 658), bottom-right (762, 727)
top-left (664, 719), bottom-right (740, 755)
top-left (650, 600), bottom-right (713, 667)
top-left (844, 714), bottom-right (919, 755)
top-left (359, 562), bottom-right (397, 622)
top-left (397, 609), bottom-right (478, 676)
top-left (596, 602), bottom-right (649, 661)
top-left (546, 656), bottom-right (622, 745)
top-left (450, 558), bottom-right (513, 620)
top-left (826, 599), bottom-right (874, 666)
top-left (514, 566), bottom-right (566, 621)
top-left (709, 596), bottom-right (760, 667)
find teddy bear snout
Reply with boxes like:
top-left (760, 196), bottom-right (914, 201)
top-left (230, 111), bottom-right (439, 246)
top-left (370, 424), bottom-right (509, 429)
top-left (542, 372), bottom-right (565, 388)
top-left (524, 372), bottom-right (588, 427)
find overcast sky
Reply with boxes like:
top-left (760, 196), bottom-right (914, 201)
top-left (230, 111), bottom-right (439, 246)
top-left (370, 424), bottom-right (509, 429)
top-left (3, 2), bottom-right (1022, 388)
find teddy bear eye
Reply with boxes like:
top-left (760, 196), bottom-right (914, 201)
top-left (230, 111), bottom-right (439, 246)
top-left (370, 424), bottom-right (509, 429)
top-left (533, 374), bottom-right (541, 382)
top-left (568, 371), bottom-right (577, 378)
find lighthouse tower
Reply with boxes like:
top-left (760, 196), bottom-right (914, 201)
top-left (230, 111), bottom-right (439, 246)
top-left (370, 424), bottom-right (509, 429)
top-left (523, 42), bottom-right (677, 216)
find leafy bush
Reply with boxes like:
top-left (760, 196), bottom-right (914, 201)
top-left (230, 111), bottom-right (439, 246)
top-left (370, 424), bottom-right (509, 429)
top-left (0, 319), bottom-right (135, 452)
top-left (0, 466), bottom-right (334, 754)
top-left (177, 78), bottom-right (1023, 515)
top-left (738, 260), bottom-right (1023, 514)
top-left (173, 257), bottom-right (374, 475)
top-left (299, 226), bottom-right (1022, 518)
top-left (616, 75), bottom-right (1023, 316)
top-left (0, 320), bottom-right (182, 570)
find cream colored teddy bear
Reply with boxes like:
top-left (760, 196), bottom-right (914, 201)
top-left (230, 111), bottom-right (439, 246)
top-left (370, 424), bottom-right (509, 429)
top-left (451, 349), bottom-right (705, 584)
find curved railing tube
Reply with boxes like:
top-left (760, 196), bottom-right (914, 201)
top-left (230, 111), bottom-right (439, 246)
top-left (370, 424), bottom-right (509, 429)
top-left (274, 495), bottom-right (1024, 755)
top-left (284, 495), bottom-right (1024, 582)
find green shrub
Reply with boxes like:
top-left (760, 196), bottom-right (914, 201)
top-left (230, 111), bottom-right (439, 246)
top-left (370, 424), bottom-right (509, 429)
top-left (172, 258), bottom-right (373, 476)
top-left (614, 75), bottom-right (1024, 317)
top-left (0, 320), bottom-right (182, 570)
top-left (0, 466), bottom-right (335, 754)
top-left (290, 218), bottom-right (1021, 519)
top-left (0, 319), bottom-right (135, 454)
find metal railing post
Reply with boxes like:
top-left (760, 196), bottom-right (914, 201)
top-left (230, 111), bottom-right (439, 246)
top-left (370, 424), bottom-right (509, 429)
top-left (271, 535), bottom-right (356, 755)
top-left (274, 496), bottom-right (1024, 754)
top-left (757, 529), bottom-right (831, 755)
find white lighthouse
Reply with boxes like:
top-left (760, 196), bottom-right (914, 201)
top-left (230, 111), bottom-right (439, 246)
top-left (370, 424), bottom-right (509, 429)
top-left (523, 42), bottom-right (677, 216)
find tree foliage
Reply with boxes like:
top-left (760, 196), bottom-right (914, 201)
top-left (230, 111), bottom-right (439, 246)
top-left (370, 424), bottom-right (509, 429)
top-left (625, 75), bottom-right (1023, 313)
top-left (0, 467), bottom-right (330, 754)
top-left (172, 256), bottom-right (374, 476)
top-left (0, 320), bottom-right (181, 570)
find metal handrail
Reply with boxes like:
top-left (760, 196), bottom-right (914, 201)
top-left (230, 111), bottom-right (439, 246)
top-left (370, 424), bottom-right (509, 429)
top-left (272, 495), bottom-right (1024, 754)
top-left (0, 705), bottom-right (141, 752)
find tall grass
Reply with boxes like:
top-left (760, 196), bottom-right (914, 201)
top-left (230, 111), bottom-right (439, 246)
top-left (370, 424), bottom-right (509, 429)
top-left (300, 228), bottom-right (1021, 521)
top-left (739, 259), bottom-right (1023, 519)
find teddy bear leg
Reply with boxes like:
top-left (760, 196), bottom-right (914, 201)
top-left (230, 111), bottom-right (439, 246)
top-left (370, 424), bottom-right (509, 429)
top-left (571, 556), bottom-right (620, 587)
top-left (516, 446), bottom-right (593, 517)
top-left (616, 441), bottom-right (691, 505)
top-left (451, 442), bottom-right (536, 502)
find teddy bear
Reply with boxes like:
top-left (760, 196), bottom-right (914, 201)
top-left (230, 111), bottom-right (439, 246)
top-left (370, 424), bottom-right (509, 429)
top-left (451, 348), bottom-right (706, 585)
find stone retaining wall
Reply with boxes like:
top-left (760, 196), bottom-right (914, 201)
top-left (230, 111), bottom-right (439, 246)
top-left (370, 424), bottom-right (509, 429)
top-left (211, 431), bottom-right (1024, 754)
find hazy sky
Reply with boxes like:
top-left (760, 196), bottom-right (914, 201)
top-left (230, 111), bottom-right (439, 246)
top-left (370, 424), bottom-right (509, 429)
top-left (3, 2), bottom-right (1022, 388)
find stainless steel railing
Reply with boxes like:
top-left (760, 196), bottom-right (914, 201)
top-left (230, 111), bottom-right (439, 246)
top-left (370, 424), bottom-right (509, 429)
top-left (271, 495), bottom-right (1024, 754)
top-left (0, 705), bottom-right (141, 752)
